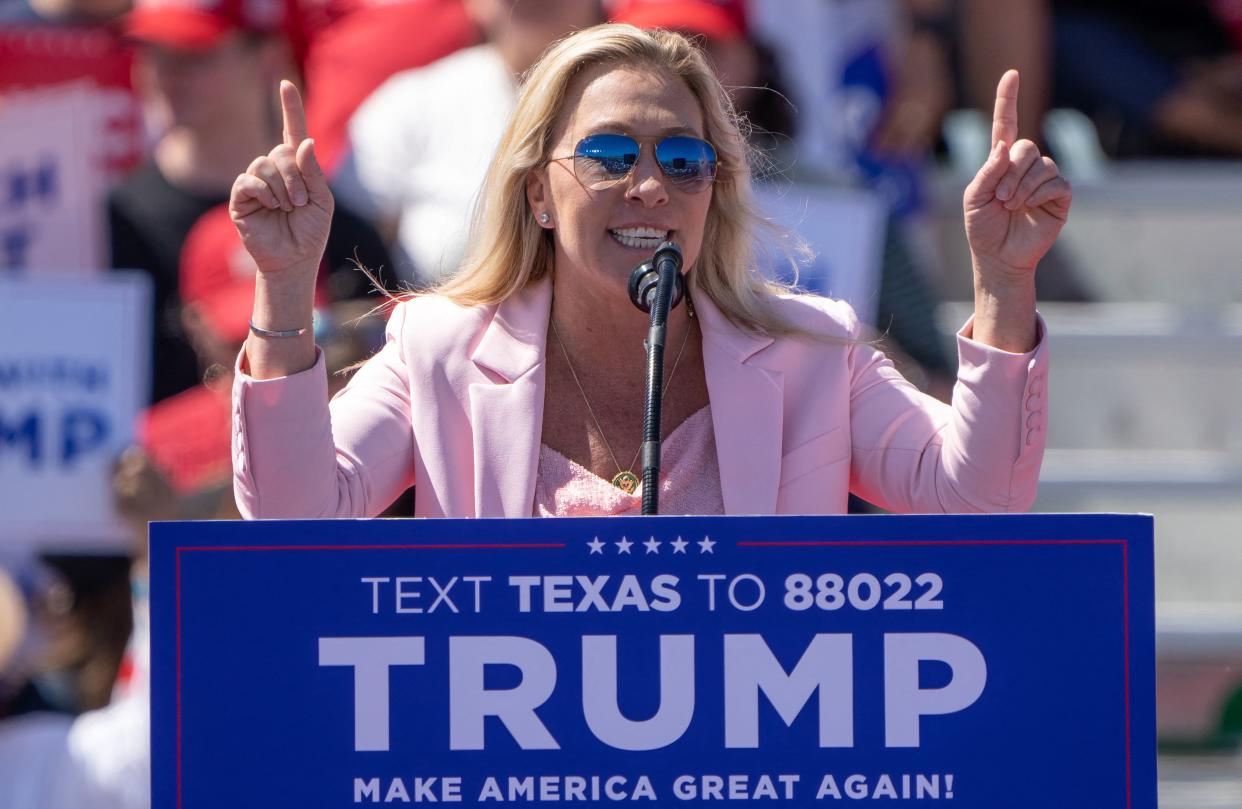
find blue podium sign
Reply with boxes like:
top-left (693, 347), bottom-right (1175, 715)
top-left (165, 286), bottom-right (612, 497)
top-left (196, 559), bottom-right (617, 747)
top-left (150, 514), bottom-right (1154, 808)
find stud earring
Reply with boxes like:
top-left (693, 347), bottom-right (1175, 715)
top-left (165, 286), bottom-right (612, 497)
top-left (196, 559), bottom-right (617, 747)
top-left (539, 212), bottom-right (551, 225)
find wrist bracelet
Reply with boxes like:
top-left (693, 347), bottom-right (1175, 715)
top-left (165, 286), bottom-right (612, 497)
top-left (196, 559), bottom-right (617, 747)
top-left (248, 319), bottom-right (309, 338)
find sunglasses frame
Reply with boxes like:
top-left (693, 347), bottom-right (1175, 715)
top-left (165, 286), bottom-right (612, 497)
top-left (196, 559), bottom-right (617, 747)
top-left (548, 132), bottom-right (719, 194)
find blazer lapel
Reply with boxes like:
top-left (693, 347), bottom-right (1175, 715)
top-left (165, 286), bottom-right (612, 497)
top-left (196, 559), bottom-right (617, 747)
top-left (695, 293), bottom-right (784, 515)
top-left (468, 279), bottom-right (551, 517)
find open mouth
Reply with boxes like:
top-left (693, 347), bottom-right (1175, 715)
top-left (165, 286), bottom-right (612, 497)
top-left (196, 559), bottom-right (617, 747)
top-left (609, 227), bottom-right (671, 250)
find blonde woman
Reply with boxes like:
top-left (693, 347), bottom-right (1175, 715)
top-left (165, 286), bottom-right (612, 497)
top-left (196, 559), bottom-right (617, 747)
top-left (229, 24), bottom-right (1067, 518)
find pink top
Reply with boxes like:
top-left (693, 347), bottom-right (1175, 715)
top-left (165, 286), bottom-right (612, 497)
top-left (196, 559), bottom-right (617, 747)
top-left (533, 406), bottom-right (724, 517)
top-left (231, 279), bottom-right (1050, 519)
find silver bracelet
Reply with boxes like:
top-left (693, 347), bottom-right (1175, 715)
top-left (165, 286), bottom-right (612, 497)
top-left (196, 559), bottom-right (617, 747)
top-left (248, 319), bottom-right (309, 338)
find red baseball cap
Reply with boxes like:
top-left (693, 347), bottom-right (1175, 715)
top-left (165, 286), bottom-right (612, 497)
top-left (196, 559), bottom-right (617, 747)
top-left (179, 205), bottom-right (257, 345)
top-left (139, 384), bottom-right (233, 495)
top-left (610, 0), bottom-right (747, 40)
top-left (124, 0), bottom-right (285, 50)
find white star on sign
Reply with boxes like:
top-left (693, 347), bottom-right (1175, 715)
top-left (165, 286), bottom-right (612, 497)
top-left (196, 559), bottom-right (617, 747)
top-left (697, 535), bottom-right (716, 554)
top-left (670, 536), bottom-right (689, 553)
top-left (643, 536), bottom-right (661, 554)
top-left (616, 537), bottom-right (633, 554)
top-left (588, 537), bottom-right (605, 554)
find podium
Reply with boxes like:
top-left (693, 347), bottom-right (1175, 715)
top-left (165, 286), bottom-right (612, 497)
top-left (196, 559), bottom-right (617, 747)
top-left (151, 514), bottom-right (1154, 808)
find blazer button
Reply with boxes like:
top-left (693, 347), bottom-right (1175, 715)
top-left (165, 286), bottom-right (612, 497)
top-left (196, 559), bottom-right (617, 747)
top-left (1026, 412), bottom-right (1041, 429)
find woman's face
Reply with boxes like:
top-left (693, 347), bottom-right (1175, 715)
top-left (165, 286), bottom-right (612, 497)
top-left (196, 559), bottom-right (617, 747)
top-left (528, 62), bottom-right (714, 300)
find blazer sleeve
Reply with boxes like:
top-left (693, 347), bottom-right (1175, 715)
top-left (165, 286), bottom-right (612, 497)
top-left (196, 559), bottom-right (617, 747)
top-left (847, 309), bottom-right (1048, 513)
top-left (232, 304), bottom-right (417, 518)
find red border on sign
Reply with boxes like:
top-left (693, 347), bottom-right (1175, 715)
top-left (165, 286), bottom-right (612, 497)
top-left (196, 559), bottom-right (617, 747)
top-left (738, 538), bottom-right (1131, 809)
top-left (174, 542), bottom-right (564, 809)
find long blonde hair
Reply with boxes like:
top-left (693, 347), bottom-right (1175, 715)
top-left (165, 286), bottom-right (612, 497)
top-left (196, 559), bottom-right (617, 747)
top-left (433, 23), bottom-right (801, 335)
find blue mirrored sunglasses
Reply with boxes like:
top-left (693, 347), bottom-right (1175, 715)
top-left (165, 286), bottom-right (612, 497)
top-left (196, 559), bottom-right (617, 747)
top-left (552, 133), bottom-right (718, 193)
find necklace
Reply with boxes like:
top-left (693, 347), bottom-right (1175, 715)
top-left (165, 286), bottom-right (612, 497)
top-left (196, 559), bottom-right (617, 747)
top-left (550, 303), bottom-right (695, 493)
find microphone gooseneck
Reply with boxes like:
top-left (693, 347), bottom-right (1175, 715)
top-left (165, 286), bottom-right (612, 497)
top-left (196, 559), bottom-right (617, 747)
top-left (629, 241), bottom-right (684, 516)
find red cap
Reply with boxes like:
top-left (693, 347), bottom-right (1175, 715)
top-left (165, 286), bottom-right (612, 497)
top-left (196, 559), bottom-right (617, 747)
top-left (139, 384), bottom-right (233, 495)
top-left (610, 0), bottom-right (747, 40)
top-left (179, 205), bottom-right (257, 345)
top-left (124, 0), bottom-right (285, 50)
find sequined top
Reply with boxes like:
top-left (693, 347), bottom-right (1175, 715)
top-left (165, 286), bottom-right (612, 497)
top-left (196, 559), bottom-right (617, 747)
top-left (533, 406), bottom-right (724, 516)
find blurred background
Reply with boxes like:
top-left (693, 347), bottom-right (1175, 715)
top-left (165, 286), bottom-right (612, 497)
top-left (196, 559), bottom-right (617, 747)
top-left (1, 0), bottom-right (1240, 805)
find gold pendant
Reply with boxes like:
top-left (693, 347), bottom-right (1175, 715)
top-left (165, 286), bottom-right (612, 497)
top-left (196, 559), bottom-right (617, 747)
top-left (612, 470), bottom-right (640, 494)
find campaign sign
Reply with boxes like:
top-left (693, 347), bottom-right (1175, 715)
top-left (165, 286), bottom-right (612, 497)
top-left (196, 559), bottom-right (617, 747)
top-left (151, 514), bottom-right (1155, 808)
top-left (0, 82), bottom-right (113, 272)
top-left (1, 26), bottom-right (145, 273)
top-left (0, 272), bottom-right (150, 550)
top-left (754, 183), bottom-right (886, 325)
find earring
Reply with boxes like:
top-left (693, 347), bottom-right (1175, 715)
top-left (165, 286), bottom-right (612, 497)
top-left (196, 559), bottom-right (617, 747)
top-left (539, 212), bottom-right (551, 225)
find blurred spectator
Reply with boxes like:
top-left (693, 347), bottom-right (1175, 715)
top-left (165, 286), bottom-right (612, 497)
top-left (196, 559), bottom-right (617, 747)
top-left (0, 0), bottom-right (127, 25)
top-left (108, 0), bottom-right (392, 403)
top-left (866, 0), bottom-right (958, 161)
top-left (749, 0), bottom-right (999, 216)
top-left (0, 569), bottom-right (25, 687)
top-left (750, 0), bottom-right (1091, 310)
top-left (1215, 0), bottom-right (1242, 48)
top-left (117, 203), bottom-right (391, 525)
top-left (108, 0), bottom-right (297, 401)
top-left (943, 1), bottom-right (1092, 302)
top-left (0, 554), bottom-right (130, 721)
top-left (0, 551), bottom-right (148, 809)
top-left (957, 0), bottom-right (1051, 152)
top-left (0, 553), bottom-right (137, 809)
top-left (334, 0), bottom-right (602, 285)
top-left (297, 0), bottom-right (477, 173)
top-left (1053, 0), bottom-right (1242, 156)
top-left (0, 560), bottom-right (37, 718)
top-left (132, 204), bottom-right (251, 518)
top-left (635, 0), bottom-right (954, 396)
top-left (609, 0), bottom-right (794, 151)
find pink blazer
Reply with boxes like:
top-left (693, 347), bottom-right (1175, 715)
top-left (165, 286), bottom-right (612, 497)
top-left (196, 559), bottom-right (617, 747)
top-left (232, 278), bottom-right (1047, 518)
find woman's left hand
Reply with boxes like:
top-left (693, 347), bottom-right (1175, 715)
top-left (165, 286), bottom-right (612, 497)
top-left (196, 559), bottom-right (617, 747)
top-left (963, 70), bottom-right (1072, 283)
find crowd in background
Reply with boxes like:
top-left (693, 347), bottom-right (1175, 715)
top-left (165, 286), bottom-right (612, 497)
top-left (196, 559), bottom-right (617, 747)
top-left (3, 0), bottom-right (1242, 804)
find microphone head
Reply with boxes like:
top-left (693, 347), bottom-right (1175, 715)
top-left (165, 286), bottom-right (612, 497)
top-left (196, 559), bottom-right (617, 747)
top-left (628, 260), bottom-right (659, 313)
top-left (628, 247), bottom-right (685, 314)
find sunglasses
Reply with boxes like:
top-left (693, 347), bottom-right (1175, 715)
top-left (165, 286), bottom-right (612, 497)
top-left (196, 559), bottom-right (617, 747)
top-left (551, 133), bottom-right (718, 194)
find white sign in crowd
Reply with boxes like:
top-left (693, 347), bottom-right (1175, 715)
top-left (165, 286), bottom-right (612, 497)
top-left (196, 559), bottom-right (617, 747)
top-left (0, 82), bottom-right (119, 273)
top-left (0, 273), bottom-right (150, 551)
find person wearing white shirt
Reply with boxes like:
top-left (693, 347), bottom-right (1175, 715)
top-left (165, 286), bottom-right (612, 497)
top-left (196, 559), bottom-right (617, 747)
top-left (333, 0), bottom-right (600, 285)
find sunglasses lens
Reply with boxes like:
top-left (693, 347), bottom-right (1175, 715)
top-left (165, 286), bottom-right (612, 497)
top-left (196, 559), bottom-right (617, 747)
top-left (574, 134), bottom-right (639, 189)
top-left (656, 136), bottom-right (717, 192)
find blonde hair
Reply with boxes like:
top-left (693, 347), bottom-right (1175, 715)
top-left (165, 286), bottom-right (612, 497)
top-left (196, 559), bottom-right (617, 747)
top-left (432, 23), bottom-right (803, 336)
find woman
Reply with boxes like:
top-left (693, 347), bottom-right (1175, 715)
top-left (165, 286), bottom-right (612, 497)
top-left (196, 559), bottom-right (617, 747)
top-left (229, 24), bottom-right (1068, 518)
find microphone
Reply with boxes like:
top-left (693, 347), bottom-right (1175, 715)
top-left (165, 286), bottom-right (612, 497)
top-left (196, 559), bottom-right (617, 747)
top-left (628, 242), bottom-right (684, 313)
top-left (627, 242), bottom-right (685, 516)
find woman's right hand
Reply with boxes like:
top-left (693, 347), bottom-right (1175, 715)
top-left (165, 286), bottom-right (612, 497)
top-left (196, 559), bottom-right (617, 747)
top-left (229, 80), bottom-right (334, 277)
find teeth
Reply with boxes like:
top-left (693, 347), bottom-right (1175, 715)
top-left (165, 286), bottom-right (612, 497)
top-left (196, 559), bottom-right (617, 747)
top-left (613, 227), bottom-right (668, 239)
top-left (610, 227), bottom-right (669, 249)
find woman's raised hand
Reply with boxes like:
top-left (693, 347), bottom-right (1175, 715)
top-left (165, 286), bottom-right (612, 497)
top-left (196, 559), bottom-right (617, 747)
top-left (229, 80), bottom-right (334, 276)
top-left (963, 70), bottom-right (1072, 283)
